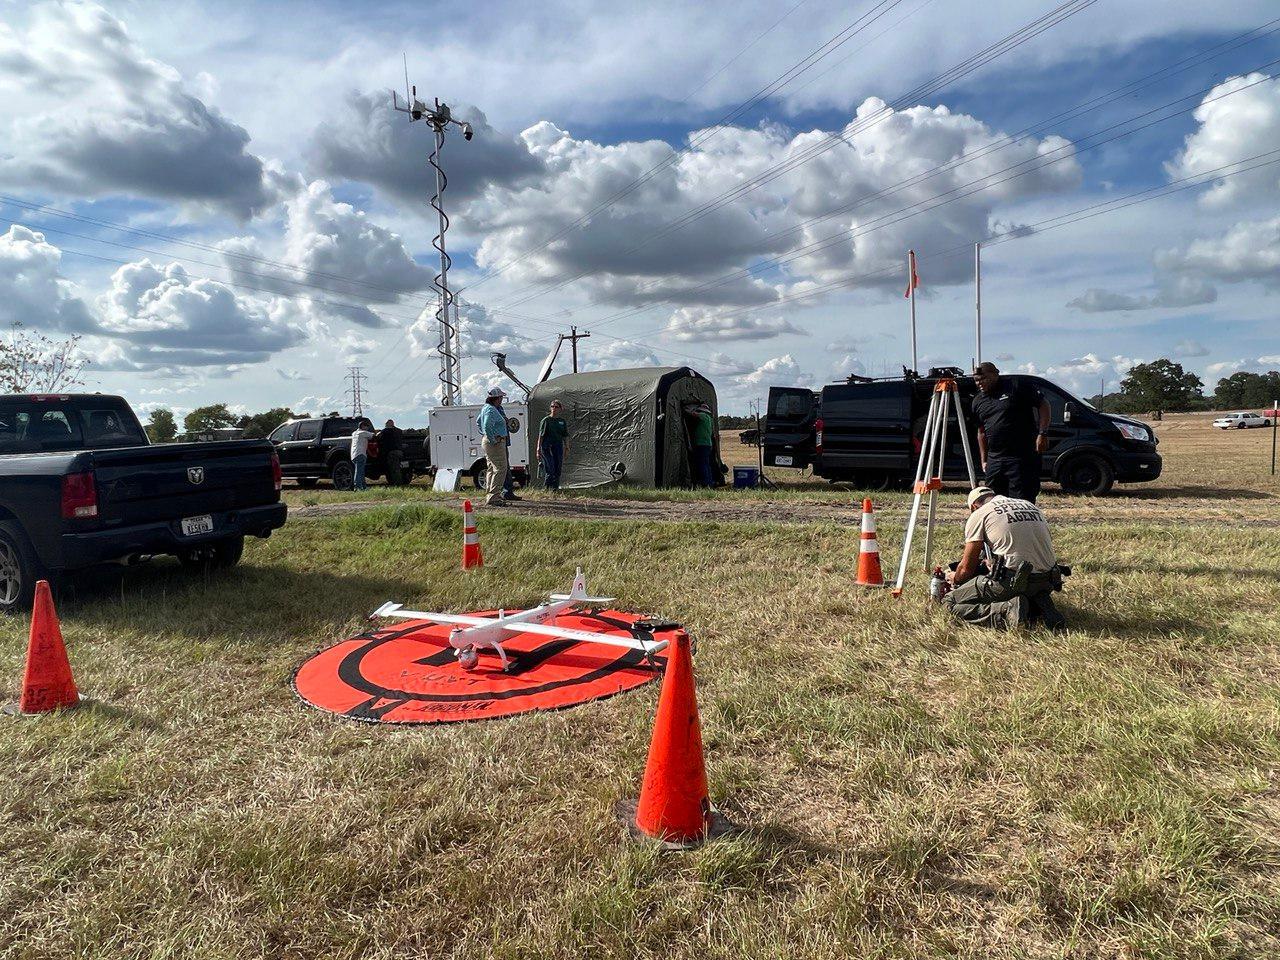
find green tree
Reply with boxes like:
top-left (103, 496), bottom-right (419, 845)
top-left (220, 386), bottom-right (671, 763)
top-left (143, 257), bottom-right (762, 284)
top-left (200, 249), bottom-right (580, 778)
top-left (182, 403), bottom-right (238, 435)
top-left (1214, 370), bottom-right (1280, 409)
top-left (145, 408), bottom-right (178, 443)
top-left (1119, 359), bottom-right (1204, 412)
top-left (237, 407), bottom-right (298, 439)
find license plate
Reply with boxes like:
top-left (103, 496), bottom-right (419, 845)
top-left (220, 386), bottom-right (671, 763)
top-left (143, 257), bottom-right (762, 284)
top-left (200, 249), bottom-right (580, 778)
top-left (775, 455), bottom-right (793, 466)
top-left (181, 515), bottom-right (214, 537)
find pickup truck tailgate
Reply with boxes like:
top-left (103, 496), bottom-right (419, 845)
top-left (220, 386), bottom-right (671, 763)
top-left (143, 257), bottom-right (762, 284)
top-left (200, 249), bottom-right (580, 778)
top-left (90, 441), bottom-right (278, 525)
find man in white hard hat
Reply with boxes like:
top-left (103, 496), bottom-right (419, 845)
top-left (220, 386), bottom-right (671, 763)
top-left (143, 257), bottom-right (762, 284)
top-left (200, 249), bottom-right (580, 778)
top-left (478, 387), bottom-right (510, 507)
top-left (944, 485), bottom-right (1067, 629)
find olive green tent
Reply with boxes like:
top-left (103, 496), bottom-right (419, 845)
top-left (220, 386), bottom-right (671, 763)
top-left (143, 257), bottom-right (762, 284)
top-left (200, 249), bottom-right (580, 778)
top-left (526, 367), bottom-right (720, 488)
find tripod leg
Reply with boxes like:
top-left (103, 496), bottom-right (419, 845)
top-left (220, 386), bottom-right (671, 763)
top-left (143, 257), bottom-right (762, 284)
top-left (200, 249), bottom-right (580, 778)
top-left (922, 388), bottom-right (950, 573)
top-left (893, 389), bottom-right (941, 594)
top-left (952, 382), bottom-right (980, 487)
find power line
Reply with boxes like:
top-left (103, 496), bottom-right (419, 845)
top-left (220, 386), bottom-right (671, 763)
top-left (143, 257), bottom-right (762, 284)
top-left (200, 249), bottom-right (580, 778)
top-left (464, 0), bottom-right (912, 293)
top-left (486, 0), bottom-right (1098, 313)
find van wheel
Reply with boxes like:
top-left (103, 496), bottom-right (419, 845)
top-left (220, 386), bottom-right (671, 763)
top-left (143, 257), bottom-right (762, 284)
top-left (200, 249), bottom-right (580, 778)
top-left (471, 463), bottom-right (486, 490)
top-left (0, 522), bottom-right (41, 613)
top-left (856, 470), bottom-right (893, 492)
top-left (1059, 455), bottom-right (1114, 495)
top-left (331, 459), bottom-right (354, 490)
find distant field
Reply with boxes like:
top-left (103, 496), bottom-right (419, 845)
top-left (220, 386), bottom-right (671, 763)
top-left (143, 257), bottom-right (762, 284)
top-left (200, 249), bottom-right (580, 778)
top-left (2, 411), bottom-right (1278, 958)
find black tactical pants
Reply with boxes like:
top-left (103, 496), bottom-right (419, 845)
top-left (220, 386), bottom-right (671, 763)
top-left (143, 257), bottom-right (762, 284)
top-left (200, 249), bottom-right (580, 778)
top-left (984, 455), bottom-right (1042, 502)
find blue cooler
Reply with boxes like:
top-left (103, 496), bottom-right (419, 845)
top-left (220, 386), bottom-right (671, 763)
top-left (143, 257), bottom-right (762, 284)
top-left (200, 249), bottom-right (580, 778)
top-left (732, 466), bottom-right (759, 489)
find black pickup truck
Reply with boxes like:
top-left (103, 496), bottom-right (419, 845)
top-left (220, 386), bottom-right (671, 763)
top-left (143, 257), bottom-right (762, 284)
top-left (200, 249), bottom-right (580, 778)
top-left (0, 394), bottom-right (287, 610)
top-left (270, 415), bottom-right (430, 489)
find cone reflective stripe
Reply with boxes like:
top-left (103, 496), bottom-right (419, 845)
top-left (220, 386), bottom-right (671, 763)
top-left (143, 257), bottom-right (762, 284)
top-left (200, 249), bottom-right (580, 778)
top-left (855, 498), bottom-right (885, 587)
top-left (461, 499), bottom-right (483, 569)
top-left (19, 580), bottom-right (79, 714)
top-left (632, 632), bottom-right (711, 845)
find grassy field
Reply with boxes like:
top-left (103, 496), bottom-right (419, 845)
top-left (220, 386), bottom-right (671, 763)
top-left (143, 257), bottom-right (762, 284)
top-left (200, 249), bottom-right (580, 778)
top-left (2, 414), bottom-right (1279, 958)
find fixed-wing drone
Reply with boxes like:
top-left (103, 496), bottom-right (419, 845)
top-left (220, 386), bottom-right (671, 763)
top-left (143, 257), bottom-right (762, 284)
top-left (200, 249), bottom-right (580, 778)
top-left (370, 568), bottom-right (668, 672)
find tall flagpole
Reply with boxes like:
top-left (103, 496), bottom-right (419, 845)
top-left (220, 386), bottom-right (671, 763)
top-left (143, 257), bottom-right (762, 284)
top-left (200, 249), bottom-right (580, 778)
top-left (974, 242), bottom-right (982, 367)
top-left (906, 249), bottom-right (918, 373)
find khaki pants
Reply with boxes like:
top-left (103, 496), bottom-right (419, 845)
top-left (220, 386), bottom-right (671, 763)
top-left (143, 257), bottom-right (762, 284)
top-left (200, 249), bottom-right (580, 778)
top-left (483, 438), bottom-right (509, 505)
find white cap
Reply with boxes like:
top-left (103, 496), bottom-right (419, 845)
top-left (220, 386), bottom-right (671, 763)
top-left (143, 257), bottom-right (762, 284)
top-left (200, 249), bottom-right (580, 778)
top-left (967, 486), bottom-right (996, 508)
top-left (487, 387), bottom-right (506, 398)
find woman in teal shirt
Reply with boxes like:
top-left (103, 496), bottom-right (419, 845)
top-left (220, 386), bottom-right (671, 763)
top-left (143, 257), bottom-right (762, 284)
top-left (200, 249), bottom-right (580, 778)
top-left (538, 400), bottom-right (569, 490)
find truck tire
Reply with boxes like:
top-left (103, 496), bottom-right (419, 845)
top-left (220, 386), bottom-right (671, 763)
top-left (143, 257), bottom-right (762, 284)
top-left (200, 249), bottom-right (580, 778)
top-left (178, 535), bottom-right (245, 571)
top-left (331, 459), bottom-right (354, 490)
top-left (1058, 454), bottom-right (1114, 496)
top-left (0, 521), bottom-right (41, 613)
top-left (471, 462), bottom-right (486, 490)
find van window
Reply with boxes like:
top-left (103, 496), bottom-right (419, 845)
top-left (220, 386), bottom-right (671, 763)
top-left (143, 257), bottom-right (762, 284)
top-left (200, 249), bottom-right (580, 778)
top-left (295, 420), bottom-right (321, 441)
top-left (768, 390), bottom-right (814, 419)
top-left (822, 382), bottom-right (910, 421)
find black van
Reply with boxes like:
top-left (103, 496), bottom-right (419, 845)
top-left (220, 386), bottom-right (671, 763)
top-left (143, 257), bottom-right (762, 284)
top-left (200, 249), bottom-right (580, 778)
top-left (763, 370), bottom-right (1161, 495)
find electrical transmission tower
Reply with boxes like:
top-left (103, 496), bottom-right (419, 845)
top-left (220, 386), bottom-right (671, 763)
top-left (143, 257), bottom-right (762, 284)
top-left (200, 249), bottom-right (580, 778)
top-left (345, 366), bottom-right (368, 417)
top-left (394, 78), bottom-right (475, 406)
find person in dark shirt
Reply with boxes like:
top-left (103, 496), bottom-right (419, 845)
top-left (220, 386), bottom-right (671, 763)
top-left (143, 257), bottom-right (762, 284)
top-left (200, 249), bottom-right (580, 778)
top-left (538, 400), bottom-right (570, 490)
top-left (970, 362), bottom-right (1051, 502)
top-left (378, 419), bottom-right (406, 484)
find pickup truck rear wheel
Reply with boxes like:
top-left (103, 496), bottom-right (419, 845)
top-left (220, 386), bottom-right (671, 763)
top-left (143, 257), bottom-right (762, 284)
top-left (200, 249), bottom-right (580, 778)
top-left (178, 535), bottom-right (244, 572)
top-left (0, 522), bottom-right (40, 613)
top-left (331, 459), bottom-right (354, 490)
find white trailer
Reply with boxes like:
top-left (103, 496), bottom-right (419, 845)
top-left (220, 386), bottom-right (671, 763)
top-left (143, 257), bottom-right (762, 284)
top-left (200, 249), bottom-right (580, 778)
top-left (429, 403), bottom-right (530, 490)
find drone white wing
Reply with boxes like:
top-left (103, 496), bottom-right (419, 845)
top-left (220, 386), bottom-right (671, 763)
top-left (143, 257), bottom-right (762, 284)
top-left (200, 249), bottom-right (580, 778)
top-left (549, 593), bottom-right (615, 603)
top-left (498, 620), bottom-right (668, 654)
top-left (371, 602), bottom-right (494, 627)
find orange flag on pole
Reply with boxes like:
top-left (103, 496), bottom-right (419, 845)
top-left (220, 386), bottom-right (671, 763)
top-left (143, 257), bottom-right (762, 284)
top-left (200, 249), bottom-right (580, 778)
top-left (904, 249), bottom-right (920, 298)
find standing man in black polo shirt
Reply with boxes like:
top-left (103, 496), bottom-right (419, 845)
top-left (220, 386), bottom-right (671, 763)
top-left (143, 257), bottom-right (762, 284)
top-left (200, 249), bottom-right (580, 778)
top-left (970, 361), bottom-right (1051, 502)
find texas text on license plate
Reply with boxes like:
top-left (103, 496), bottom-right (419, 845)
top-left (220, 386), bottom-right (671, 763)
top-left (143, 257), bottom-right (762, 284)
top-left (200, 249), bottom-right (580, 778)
top-left (180, 514), bottom-right (214, 537)
top-left (775, 455), bottom-right (793, 466)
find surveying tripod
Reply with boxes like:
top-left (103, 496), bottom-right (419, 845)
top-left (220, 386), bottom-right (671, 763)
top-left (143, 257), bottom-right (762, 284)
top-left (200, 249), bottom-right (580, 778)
top-left (891, 378), bottom-right (979, 596)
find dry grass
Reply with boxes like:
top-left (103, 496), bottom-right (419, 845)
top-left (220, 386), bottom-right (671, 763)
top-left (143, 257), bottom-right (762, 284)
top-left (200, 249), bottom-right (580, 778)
top-left (1, 413), bottom-right (1278, 959)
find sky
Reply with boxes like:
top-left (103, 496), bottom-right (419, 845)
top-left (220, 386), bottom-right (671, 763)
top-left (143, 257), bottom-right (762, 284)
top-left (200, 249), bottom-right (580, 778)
top-left (1, 0), bottom-right (1279, 422)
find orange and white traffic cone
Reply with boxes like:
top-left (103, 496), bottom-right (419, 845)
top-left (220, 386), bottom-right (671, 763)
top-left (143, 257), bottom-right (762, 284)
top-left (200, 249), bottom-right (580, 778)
top-left (621, 632), bottom-right (728, 848)
top-left (855, 497), bottom-right (886, 587)
top-left (461, 499), bottom-right (483, 570)
top-left (15, 581), bottom-right (79, 714)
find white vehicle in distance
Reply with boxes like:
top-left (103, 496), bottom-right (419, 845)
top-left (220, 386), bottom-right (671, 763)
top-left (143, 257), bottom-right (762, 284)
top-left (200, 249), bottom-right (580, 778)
top-left (1212, 411), bottom-right (1271, 429)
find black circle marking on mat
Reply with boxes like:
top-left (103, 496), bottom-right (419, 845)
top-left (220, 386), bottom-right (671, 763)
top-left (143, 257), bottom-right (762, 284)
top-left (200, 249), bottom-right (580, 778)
top-left (333, 611), bottom-right (661, 706)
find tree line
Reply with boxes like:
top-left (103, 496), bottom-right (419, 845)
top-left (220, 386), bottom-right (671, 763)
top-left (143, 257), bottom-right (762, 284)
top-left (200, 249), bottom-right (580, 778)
top-left (143, 404), bottom-right (336, 443)
top-left (1085, 360), bottom-right (1280, 415)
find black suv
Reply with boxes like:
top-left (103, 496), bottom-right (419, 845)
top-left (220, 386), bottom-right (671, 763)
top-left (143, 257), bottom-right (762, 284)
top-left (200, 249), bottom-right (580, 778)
top-left (270, 416), bottom-right (430, 490)
top-left (763, 372), bottom-right (1161, 495)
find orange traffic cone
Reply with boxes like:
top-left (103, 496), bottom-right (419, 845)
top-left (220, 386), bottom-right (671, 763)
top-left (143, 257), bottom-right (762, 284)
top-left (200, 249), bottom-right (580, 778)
top-left (461, 499), bottom-right (483, 569)
top-left (856, 497), bottom-right (886, 587)
top-left (18, 581), bottom-right (79, 714)
top-left (623, 632), bottom-right (728, 847)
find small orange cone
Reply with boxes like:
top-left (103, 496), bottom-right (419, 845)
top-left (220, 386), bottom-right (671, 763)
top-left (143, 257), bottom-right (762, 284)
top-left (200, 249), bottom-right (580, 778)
top-left (624, 632), bottom-right (727, 847)
top-left (461, 499), bottom-right (483, 569)
top-left (18, 581), bottom-right (79, 714)
top-left (856, 498), bottom-right (886, 587)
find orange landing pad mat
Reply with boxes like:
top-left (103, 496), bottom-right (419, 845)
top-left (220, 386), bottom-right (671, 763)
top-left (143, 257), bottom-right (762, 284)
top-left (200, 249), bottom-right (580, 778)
top-left (292, 609), bottom-right (678, 724)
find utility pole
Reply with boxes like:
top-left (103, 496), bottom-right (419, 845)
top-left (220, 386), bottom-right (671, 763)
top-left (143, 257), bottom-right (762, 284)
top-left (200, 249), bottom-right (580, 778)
top-left (974, 242), bottom-right (982, 367)
top-left (566, 326), bottom-right (591, 373)
top-left (345, 366), bottom-right (368, 417)
top-left (394, 81), bottom-right (475, 406)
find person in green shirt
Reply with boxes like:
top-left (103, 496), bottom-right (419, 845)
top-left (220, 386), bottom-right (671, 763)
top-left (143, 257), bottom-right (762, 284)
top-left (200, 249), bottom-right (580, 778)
top-left (538, 400), bottom-right (570, 490)
top-left (690, 404), bottom-right (715, 487)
